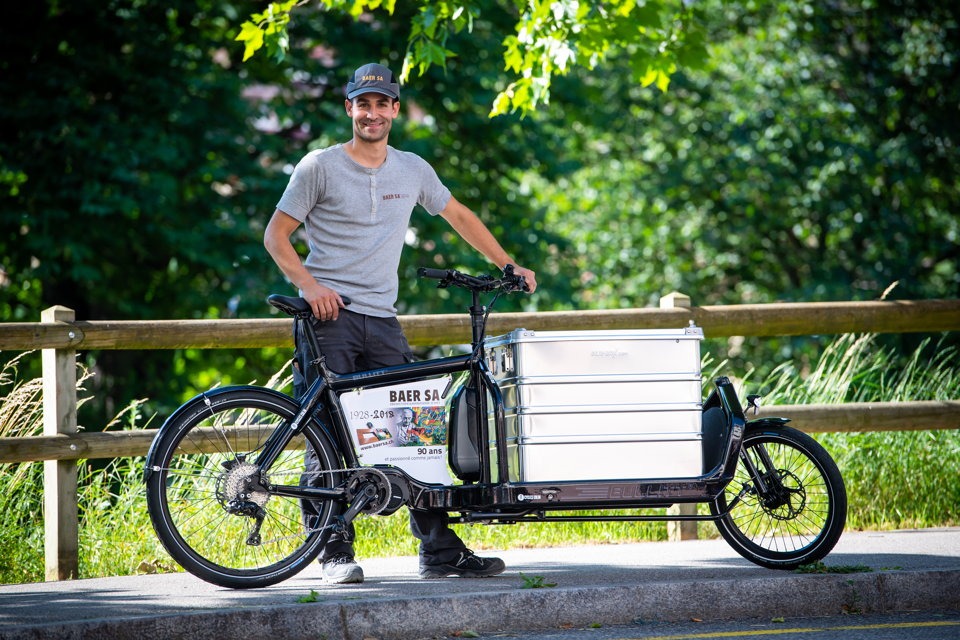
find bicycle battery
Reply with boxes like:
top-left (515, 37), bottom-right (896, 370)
top-left (448, 384), bottom-right (482, 481)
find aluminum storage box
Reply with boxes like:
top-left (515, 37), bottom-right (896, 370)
top-left (485, 327), bottom-right (705, 482)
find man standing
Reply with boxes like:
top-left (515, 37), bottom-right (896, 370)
top-left (264, 62), bottom-right (537, 584)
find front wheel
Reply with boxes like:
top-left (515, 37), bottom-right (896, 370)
top-left (710, 425), bottom-right (846, 569)
top-left (145, 387), bottom-right (343, 588)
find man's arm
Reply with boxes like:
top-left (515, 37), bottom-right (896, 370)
top-left (439, 196), bottom-right (538, 293)
top-left (263, 209), bottom-right (347, 320)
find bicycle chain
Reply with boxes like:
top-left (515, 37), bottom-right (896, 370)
top-left (256, 466), bottom-right (392, 545)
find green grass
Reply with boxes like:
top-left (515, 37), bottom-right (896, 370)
top-left (753, 333), bottom-right (960, 531)
top-left (0, 354), bottom-right (47, 583)
top-left (1, 333), bottom-right (957, 584)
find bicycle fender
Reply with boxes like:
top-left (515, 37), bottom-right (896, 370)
top-left (745, 416), bottom-right (791, 433)
top-left (144, 385), bottom-right (296, 482)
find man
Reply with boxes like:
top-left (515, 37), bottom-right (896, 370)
top-left (264, 62), bottom-right (538, 584)
top-left (395, 407), bottom-right (419, 446)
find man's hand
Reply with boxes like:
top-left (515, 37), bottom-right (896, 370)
top-left (510, 265), bottom-right (538, 294)
top-left (438, 198), bottom-right (540, 295)
top-left (264, 209), bottom-right (348, 321)
top-left (302, 281), bottom-right (347, 321)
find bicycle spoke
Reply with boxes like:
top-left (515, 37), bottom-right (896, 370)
top-left (146, 389), bottom-right (343, 587)
top-left (712, 427), bottom-right (846, 569)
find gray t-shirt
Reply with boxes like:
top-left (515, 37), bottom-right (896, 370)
top-left (276, 144), bottom-right (452, 317)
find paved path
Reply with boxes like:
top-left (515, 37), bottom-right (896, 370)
top-left (1, 528), bottom-right (957, 640)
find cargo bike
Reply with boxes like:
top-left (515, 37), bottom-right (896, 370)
top-left (145, 267), bottom-right (847, 588)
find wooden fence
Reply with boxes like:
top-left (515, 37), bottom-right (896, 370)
top-left (1, 295), bottom-right (958, 581)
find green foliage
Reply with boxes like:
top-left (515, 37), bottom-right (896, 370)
top-left (519, 572), bottom-right (557, 588)
top-left (3, 0), bottom-right (957, 430)
top-left (0, 355), bottom-right (168, 584)
top-left (296, 589), bottom-right (321, 603)
top-left (491, 0), bottom-right (707, 116)
top-left (757, 332), bottom-right (960, 531)
top-left (78, 457), bottom-right (164, 579)
top-left (820, 429), bottom-right (959, 531)
top-left (2, 2), bottom-right (278, 320)
top-left (236, 0), bottom-right (299, 62)
top-left (0, 355), bottom-right (53, 582)
top-left (756, 333), bottom-right (959, 405)
top-left (1, 3), bottom-right (958, 577)
top-left (0, 0), bottom-right (313, 426)
top-left (532, 0), bottom-right (959, 315)
top-left (235, 1), bottom-right (709, 115)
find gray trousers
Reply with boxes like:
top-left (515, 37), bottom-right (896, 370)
top-left (294, 309), bottom-right (466, 566)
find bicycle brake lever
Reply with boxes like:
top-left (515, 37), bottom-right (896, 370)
top-left (501, 264), bottom-right (527, 292)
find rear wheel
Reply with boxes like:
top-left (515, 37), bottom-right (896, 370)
top-left (711, 426), bottom-right (846, 569)
top-left (145, 387), bottom-right (343, 588)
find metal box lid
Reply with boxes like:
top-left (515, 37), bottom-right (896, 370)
top-left (485, 326), bottom-right (704, 348)
top-left (485, 326), bottom-right (704, 379)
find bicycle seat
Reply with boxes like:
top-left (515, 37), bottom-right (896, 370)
top-left (267, 294), bottom-right (352, 317)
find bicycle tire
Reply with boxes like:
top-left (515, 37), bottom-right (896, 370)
top-left (145, 386), bottom-right (343, 588)
top-left (710, 425), bottom-right (846, 569)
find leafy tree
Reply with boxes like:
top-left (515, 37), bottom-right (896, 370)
top-left (2, 0), bottom-right (956, 428)
top-left (528, 0), bottom-right (959, 306)
top-left (3, 2), bottom-right (266, 322)
top-left (236, 0), bottom-right (709, 115)
top-left (0, 1), bottom-right (571, 423)
top-left (0, 0), bottom-right (318, 421)
top-left (522, 0), bottom-right (959, 371)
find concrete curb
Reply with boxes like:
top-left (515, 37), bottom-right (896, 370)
top-left (2, 569), bottom-right (958, 640)
top-left (2, 530), bottom-right (958, 640)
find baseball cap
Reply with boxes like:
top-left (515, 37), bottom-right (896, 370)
top-left (346, 63), bottom-right (400, 100)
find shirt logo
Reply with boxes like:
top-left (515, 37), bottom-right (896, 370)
top-left (382, 193), bottom-right (410, 201)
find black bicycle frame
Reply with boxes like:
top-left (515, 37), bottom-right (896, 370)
top-left (258, 365), bottom-right (749, 522)
top-left (254, 286), bottom-right (753, 525)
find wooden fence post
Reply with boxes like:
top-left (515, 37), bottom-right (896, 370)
top-left (661, 292), bottom-right (700, 542)
top-left (42, 305), bottom-right (79, 580)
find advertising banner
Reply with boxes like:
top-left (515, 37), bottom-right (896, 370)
top-left (339, 376), bottom-right (453, 484)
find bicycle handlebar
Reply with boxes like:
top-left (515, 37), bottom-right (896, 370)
top-left (270, 267), bottom-right (526, 319)
top-left (418, 267), bottom-right (452, 281)
top-left (417, 265), bottom-right (528, 293)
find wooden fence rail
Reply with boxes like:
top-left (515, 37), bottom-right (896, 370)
top-left (1, 296), bottom-right (958, 581)
top-left (1, 298), bottom-right (958, 350)
top-left (2, 400), bottom-right (958, 465)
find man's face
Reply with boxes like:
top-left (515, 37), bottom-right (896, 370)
top-left (346, 92), bottom-right (399, 143)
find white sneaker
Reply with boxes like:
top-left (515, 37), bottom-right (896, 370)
top-left (320, 553), bottom-right (364, 584)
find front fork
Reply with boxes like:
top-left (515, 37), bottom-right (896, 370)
top-left (713, 378), bottom-right (792, 511)
top-left (734, 416), bottom-right (794, 510)
top-left (738, 445), bottom-right (787, 507)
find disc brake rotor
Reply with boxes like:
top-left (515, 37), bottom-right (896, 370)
top-left (762, 469), bottom-right (806, 520)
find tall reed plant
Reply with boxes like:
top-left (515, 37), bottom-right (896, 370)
top-left (0, 354), bottom-right (46, 583)
top-left (754, 333), bottom-right (960, 530)
top-left (0, 355), bottom-right (168, 584)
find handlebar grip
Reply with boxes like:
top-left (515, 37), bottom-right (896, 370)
top-left (501, 264), bottom-right (529, 292)
top-left (418, 267), bottom-right (451, 280)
